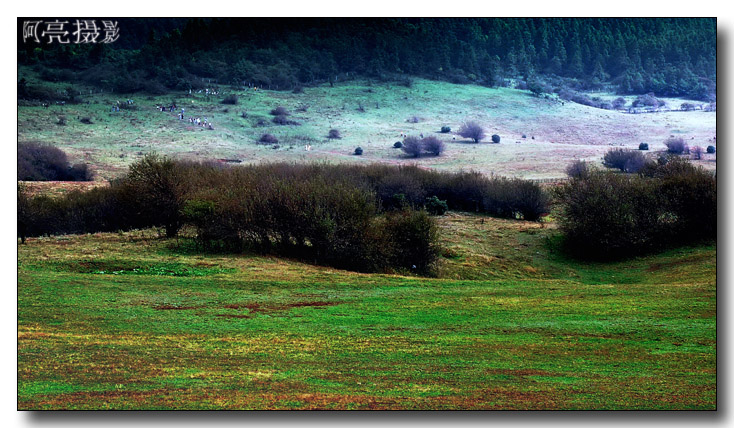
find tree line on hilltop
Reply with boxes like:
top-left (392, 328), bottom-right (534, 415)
top-left (18, 18), bottom-right (716, 100)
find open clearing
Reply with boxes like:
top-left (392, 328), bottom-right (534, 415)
top-left (18, 73), bottom-right (716, 180)
top-left (17, 214), bottom-right (716, 410)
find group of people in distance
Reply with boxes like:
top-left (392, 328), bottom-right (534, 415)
top-left (155, 103), bottom-right (215, 130)
top-left (179, 108), bottom-right (214, 130)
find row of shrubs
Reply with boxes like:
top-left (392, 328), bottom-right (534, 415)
top-left (18, 156), bottom-right (550, 272)
top-left (557, 157), bottom-right (716, 259)
top-left (595, 137), bottom-right (714, 175)
top-left (18, 142), bottom-right (93, 181)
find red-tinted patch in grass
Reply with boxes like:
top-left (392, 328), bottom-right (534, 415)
top-left (153, 305), bottom-right (202, 310)
top-left (221, 301), bottom-right (338, 313)
top-left (485, 368), bottom-right (560, 377)
top-left (646, 253), bottom-right (711, 272)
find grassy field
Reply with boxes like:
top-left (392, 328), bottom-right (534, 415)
top-left (17, 214), bottom-right (716, 410)
top-left (18, 69), bottom-right (717, 180)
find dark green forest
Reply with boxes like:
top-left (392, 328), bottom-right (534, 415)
top-left (18, 18), bottom-right (716, 100)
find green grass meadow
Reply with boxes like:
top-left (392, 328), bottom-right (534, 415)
top-left (17, 215), bottom-right (716, 410)
top-left (16, 68), bottom-right (717, 410)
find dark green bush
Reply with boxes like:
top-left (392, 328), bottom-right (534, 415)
top-left (272, 115), bottom-right (300, 125)
top-left (556, 160), bottom-right (716, 260)
top-left (425, 196), bottom-right (448, 215)
top-left (639, 143), bottom-right (649, 150)
top-left (557, 172), bottom-right (662, 259)
top-left (258, 134), bottom-right (278, 145)
top-left (707, 145), bottom-right (716, 154)
top-left (378, 210), bottom-right (439, 274)
top-left (19, 161), bottom-right (549, 271)
top-left (270, 106), bottom-right (289, 116)
top-left (441, 126), bottom-right (451, 133)
top-left (354, 147), bottom-right (363, 155)
top-left (393, 141), bottom-right (403, 149)
top-left (372, 170), bottom-right (426, 210)
top-left (221, 95), bottom-right (238, 105)
top-left (491, 134), bottom-right (501, 144)
top-left (123, 154), bottom-right (195, 237)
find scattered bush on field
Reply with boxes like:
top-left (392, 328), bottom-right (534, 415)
top-left (258, 134), bottom-right (279, 145)
top-left (393, 141), bottom-right (403, 149)
top-left (400, 136), bottom-right (446, 158)
top-left (422, 136), bottom-right (445, 156)
top-left (272, 115), bottom-right (300, 125)
top-left (401, 136), bottom-right (423, 158)
top-left (354, 147), bottom-right (363, 155)
top-left (491, 134), bottom-right (501, 144)
top-left (458, 121), bottom-right (485, 143)
top-left (639, 143), bottom-right (649, 150)
top-left (441, 126), bottom-right (451, 133)
top-left (327, 129), bottom-right (341, 139)
top-left (664, 137), bottom-right (688, 154)
top-left (270, 106), bottom-right (289, 116)
top-left (221, 95), bottom-right (238, 105)
top-left (707, 145), bottom-right (716, 154)
top-left (691, 146), bottom-right (704, 160)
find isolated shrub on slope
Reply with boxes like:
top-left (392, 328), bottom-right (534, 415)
top-left (401, 136), bottom-right (423, 158)
top-left (458, 122), bottom-right (485, 143)
top-left (422, 136), bottom-right (445, 156)
top-left (664, 137), bottom-right (688, 154)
